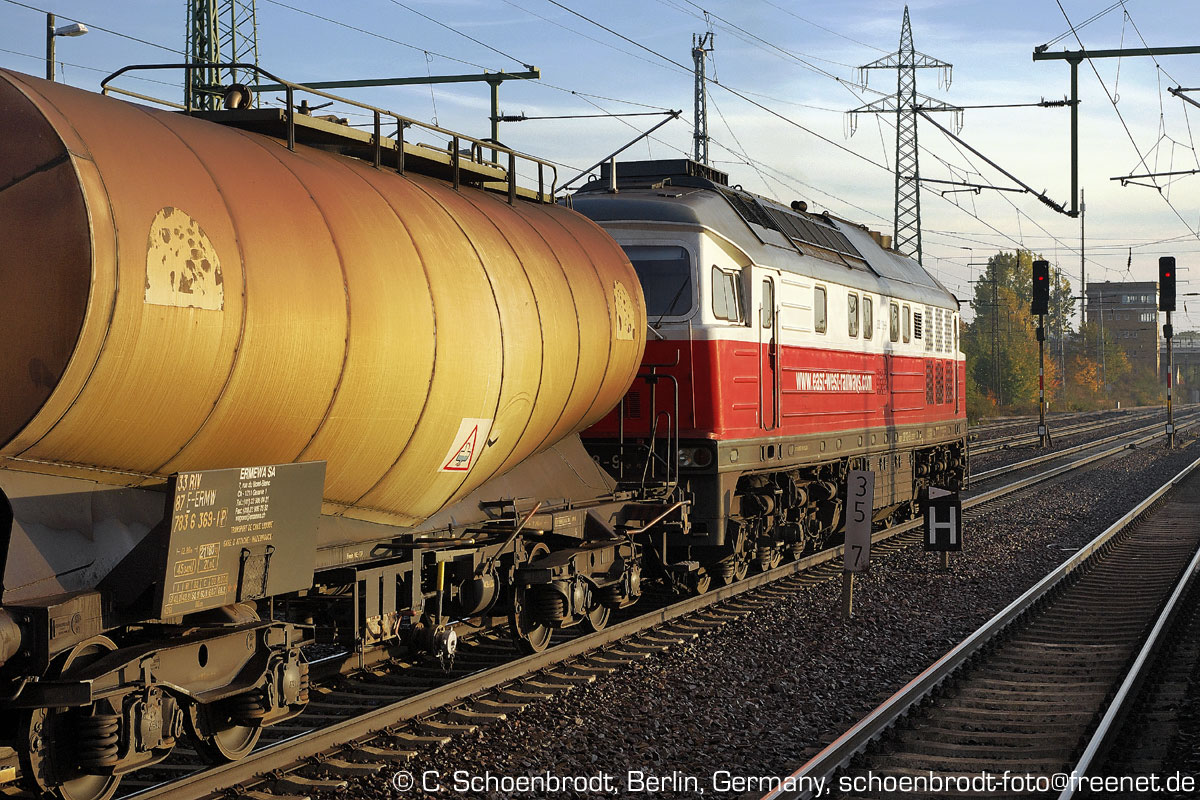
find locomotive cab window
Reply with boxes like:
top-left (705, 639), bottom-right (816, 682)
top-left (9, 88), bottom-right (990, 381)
top-left (761, 279), bottom-right (775, 328)
top-left (621, 245), bottom-right (693, 318)
top-left (863, 296), bottom-right (873, 339)
top-left (889, 302), bottom-right (900, 342)
top-left (711, 266), bottom-right (744, 322)
top-left (847, 293), bottom-right (859, 337)
top-left (903, 304), bottom-right (911, 343)
top-left (814, 286), bottom-right (827, 334)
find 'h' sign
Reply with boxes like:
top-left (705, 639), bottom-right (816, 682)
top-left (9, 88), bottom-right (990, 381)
top-left (923, 490), bottom-right (962, 552)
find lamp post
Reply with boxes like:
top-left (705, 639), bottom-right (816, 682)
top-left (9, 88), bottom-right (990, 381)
top-left (46, 14), bottom-right (88, 82)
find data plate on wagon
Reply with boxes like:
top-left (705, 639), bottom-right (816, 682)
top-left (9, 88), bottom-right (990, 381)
top-left (158, 461), bottom-right (326, 617)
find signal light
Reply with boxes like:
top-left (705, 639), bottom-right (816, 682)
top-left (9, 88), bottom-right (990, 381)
top-left (1160, 256), bottom-right (1176, 312)
top-left (1031, 260), bottom-right (1050, 316)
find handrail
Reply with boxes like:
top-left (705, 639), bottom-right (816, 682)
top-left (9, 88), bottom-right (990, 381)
top-left (98, 62), bottom-right (558, 203)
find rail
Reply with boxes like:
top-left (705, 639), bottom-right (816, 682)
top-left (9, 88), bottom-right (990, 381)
top-left (112, 416), bottom-right (1187, 800)
top-left (1060, 517), bottom-right (1200, 797)
top-left (761, 449), bottom-right (1200, 800)
top-left (99, 63), bottom-right (557, 203)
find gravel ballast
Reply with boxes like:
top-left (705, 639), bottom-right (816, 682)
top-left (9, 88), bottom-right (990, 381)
top-left (333, 434), bottom-right (1200, 800)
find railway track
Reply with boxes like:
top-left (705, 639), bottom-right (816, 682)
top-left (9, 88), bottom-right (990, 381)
top-left (760, 451), bottom-right (1200, 800)
top-left (970, 410), bottom-right (1194, 484)
top-left (967, 408), bottom-right (1137, 442)
top-left (969, 407), bottom-right (1161, 455)
top-left (46, 411), bottom-right (1183, 800)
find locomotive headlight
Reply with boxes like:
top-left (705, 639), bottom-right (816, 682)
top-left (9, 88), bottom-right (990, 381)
top-left (678, 447), bottom-right (714, 469)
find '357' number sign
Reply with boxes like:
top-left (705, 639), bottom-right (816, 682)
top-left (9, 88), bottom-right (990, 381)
top-left (844, 469), bottom-right (875, 573)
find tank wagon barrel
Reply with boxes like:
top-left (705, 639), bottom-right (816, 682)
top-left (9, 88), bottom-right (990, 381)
top-left (0, 68), bottom-right (643, 527)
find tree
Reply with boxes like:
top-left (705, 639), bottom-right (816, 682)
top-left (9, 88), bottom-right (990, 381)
top-left (963, 250), bottom-right (1066, 413)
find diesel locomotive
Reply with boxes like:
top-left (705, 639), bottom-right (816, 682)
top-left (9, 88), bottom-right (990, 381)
top-left (0, 66), bottom-right (964, 800)
top-left (575, 159), bottom-right (967, 590)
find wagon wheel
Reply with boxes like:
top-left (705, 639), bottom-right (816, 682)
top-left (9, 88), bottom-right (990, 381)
top-left (580, 596), bottom-right (611, 633)
top-left (184, 609), bottom-right (263, 763)
top-left (19, 637), bottom-right (123, 800)
top-left (510, 543), bottom-right (554, 653)
top-left (185, 699), bottom-right (263, 762)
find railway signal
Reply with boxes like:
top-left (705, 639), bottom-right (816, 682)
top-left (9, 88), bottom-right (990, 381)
top-left (1031, 259), bottom-right (1050, 315)
top-left (1161, 256), bottom-right (1176, 447)
top-left (1032, 260), bottom-right (1051, 448)
top-left (1160, 255), bottom-right (1176, 312)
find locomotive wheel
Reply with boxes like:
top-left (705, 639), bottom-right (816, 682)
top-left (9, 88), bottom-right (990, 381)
top-left (19, 637), bottom-right (122, 800)
top-left (717, 544), bottom-right (751, 585)
top-left (185, 700), bottom-right (262, 763)
top-left (690, 568), bottom-right (712, 595)
top-left (510, 543), bottom-right (553, 654)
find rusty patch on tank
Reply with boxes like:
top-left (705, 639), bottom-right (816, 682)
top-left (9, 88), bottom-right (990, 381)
top-left (612, 280), bottom-right (636, 341)
top-left (145, 207), bottom-right (223, 310)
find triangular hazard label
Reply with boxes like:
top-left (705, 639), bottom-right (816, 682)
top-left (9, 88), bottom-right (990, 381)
top-left (441, 425), bottom-right (479, 472)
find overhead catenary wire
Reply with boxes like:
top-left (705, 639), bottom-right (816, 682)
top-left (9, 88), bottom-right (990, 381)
top-left (259, 0), bottom-right (492, 71)
top-left (528, 0), bottom-right (1163, 302)
top-left (382, 0), bottom-right (536, 71)
top-left (1053, 0), bottom-right (1200, 243)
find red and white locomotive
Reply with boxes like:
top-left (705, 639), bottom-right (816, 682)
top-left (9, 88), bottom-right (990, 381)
top-left (576, 159), bottom-right (967, 589)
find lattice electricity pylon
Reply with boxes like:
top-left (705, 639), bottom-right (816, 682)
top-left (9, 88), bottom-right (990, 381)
top-left (849, 6), bottom-right (955, 265)
top-left (692, 32), bottom-right (714, 165)
top-left (187, 0), bottom-right (260, 110)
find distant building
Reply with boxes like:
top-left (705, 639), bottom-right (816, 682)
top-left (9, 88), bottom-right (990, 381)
top-left (1084, 280), bottom-right (1160, 376)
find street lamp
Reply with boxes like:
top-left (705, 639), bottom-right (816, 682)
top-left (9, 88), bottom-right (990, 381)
top-left (46, 14), bottom-right (88, 82)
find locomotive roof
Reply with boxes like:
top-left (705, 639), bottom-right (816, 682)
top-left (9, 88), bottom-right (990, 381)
top-left (571, 160), bottom-right (959, 311)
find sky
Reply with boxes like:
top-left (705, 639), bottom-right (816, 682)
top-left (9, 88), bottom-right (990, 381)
top-left (3, 0), bottom-right (1200, 327)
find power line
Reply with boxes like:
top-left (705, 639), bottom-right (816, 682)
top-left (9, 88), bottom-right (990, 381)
top-left (0, 46), bottom-right (179, 85)
top-left (540, 0), bottom-right (892, 174)
top-left (1, 0), bottom-right (183, 54)
top-left (753, 0), bottom-right (888, 55)
top-left (382, 0), bottom-right (536, 71)
top-left (1039, 0), bottom-right (1128, 51)
top-left (259, 0), bottom-right (490, 70)
top-left (529, 0), bottom-right (1108, 292)
top-left (1053, 0), bottom-right (1200, 241)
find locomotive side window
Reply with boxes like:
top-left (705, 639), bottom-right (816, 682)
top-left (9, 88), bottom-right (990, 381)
top-left (847, 293), bottom-right (859, 337)
top-left (903, 304), bottom-right (911, 343)
top-left (761, 279), bottom-right (775, 328)
top-left (863, 296), bottom-right (873, 339)
top-left (711, 266), bottom-right (744, 322)
top-left (889, 302), bottom-right (899, 342)
top-left (621, 245), bottom-right (693, 318)
top-left (814, 286), bottom-right (827, 334)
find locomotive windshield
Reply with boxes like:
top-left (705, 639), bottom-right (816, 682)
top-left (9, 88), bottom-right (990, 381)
top-left (622, 245), bottom-right (693, 318)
